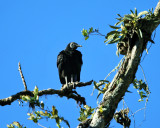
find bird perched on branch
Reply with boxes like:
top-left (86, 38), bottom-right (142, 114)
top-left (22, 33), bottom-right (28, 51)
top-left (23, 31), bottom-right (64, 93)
top-left (57, 42), bottom-right (83, 88)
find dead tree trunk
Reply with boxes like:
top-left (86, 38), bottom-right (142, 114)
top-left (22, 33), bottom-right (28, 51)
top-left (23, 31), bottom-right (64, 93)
top-left (82, 1), bottom-right (160, 128)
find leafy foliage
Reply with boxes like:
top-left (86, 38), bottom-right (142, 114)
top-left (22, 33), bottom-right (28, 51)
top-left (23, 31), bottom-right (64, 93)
top-left (99, 105), bottom-right (104, 114)
top-left (105, 8), bottom-right (155, 45)
top-left (78, 105), bottom-right (95, 122)
top-left (81, 8), bottom-right (156, 57)
top-left (20, 86), bottom-right (70, 128)
top-left (82, 27), bottom-right (105, 40)
top-left (93, 80), bottom-right (110, 99)
top-left (133, 79), bottom-right (150, 102)
top-left (7, 122), bottom-right (26, 128)
top-left (81, 8), bottom-right (156, 46)
top-left (21, 86), bottom-right (41, 109)
top-left (27, 106), bottom-right (70, 128)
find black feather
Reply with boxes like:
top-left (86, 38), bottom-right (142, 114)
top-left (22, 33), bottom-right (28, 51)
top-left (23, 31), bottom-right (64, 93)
top-left (57, 42), bottom-right (83, 85)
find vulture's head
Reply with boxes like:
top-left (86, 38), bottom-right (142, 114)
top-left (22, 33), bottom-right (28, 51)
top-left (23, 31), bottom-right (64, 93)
top-left (66, 42), bottom-right (82, 50)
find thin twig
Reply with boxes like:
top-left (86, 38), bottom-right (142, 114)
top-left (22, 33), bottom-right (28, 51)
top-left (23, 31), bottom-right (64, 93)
top-left (140, 43), bottom-right (152, 63)
top-left (123, 98), bottom-right (136, 128)
top-left (129, 107), bottom-right (145, 118)
top-left (90, 33), bottom-right (105, 36)
top-left (141, 29), bottom-right (156, 63)
top-left (18, 62), bottom-right (27, 91)
top-left (127, 65), bottom-right (151, 128)
top-left (91, 57), bottom-right (125, 97)
top-left (139, 64), bottom-right (151, 120)
top-left (89, 30), bottom-right (105, 37)
top-left (104, 56), bottom-right (125, 80)
top-left (37, 123), bottom-right (47, 128)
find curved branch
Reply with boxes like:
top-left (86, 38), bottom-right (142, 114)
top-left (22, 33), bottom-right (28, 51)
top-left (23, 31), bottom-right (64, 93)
top-left (0, 91), bottom-right (33, 106)
top-left (0, 80), bottom-right (93, 106)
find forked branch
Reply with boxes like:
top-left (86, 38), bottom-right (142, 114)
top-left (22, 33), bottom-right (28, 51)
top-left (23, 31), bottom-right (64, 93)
top-left (0, 62), bottom-right (93, 106)
top-left (0, 80), bottom-right (93, 106)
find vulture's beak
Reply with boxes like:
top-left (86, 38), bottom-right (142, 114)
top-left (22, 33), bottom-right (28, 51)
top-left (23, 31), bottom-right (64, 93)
top-left (77, 45), bottom-right (82, 47)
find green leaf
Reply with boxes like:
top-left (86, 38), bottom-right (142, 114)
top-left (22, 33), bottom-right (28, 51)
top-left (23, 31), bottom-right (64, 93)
top-left (22, 95), bottom-right (31, 101)
top-left (138, 29), bottom-right (143, 38)
top-left (104, 39), bottom-right (107, 43)
top-left (99, 80), bottom-right (109, 83)
top-left (40, 101), bottom-right (44, 109)
top-left (94, 83), bottom-right (103, 91)
top-left (123, 15), bottom-right (134, 20)
top-left (27, 113), bottom-right (32, 116)
top-left (117, 14), bottom-right (122, 17)
top-left (33, 118), bottom-right (38, 123)
top-left (59, 117), bottom-right (70, 128)
top-left (96, 92), bottom-right (102, 99)
top-left (153, 20), bottom-right (160, 24)
top-left (133, 85), bottom-right (138, 89)
top-left (34, 86), bottom-right (39, 96)
top-left (89, 27), bottom-right (93, 33)
top-left (12, 122), bottom-right (20, 127)
top-left (130, 9), bottom-right (134, 14)
top-left (93, 81), bottom-right (97, 86)
top-left (109, 25), bottom-right (121, 29)
top-left (105, 31), bottom-right (120, 40)
top-left (138, 99), bottom-right (143, 102)
top-left (104, 34), bottom-right (114, 43)
top-left (133, 79), bottom-right (149, 102)
top-left (56, 118), bottom-right (61, 128)
top-left (99, 106), bottom-right (103, 113)
top-left (7, 124), bottom-right (14, 128)
top-left (119, 35), bottom-right (125, 41)
top-left (135, 8), bottom-right (137, 16)
top-left (107, 38), bottom-right (120, 44)
top-left (116, 17), bottom-right (123, 21)
top-left (115, 20), bottom-right (123, 26)
top-left (142, 95), bottom-right (147, 98)
top-left (137, 11), bottom-right (148, 18)
top-left (124, 23), bottom-right (131, 27)
top-left (85, 36), bottom-right (89, 40)
top-left (78, 105), bottom-right (94, 122)
top-left (21, 96), bottom-right (27, 101)
top-left (81, 29), bottom-right (88, 36)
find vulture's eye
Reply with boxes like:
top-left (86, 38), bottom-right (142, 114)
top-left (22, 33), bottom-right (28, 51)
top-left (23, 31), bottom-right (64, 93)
top-left (70, 43), bottom-right (75, 49)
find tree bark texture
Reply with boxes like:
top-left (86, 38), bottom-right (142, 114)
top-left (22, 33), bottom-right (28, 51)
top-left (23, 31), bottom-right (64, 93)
top-left (88, 1), bottom-right (160, 128)
top-left (0, 80), bottom-right (93, 106)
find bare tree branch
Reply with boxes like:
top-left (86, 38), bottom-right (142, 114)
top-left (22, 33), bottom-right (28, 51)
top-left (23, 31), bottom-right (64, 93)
top-left (18, 62), bottom-right (27, 91)
top-left (0, 80), bottom-right (93, 106)
top-left (61, 80), bottom-right (93, 90)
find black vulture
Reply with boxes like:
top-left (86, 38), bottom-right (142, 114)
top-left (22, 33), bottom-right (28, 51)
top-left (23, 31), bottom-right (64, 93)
top-left (57, 42), bottom-right (83, 87)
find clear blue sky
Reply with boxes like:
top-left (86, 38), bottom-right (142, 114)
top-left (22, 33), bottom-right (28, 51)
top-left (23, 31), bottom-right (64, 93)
top-left (0, 0), bottom-right (160, 128)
